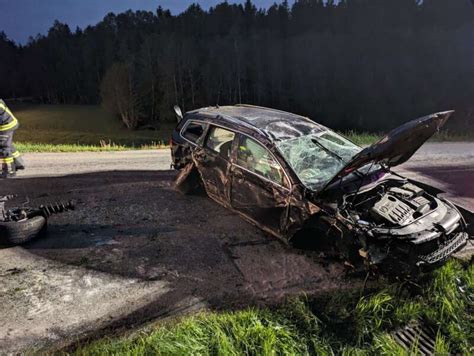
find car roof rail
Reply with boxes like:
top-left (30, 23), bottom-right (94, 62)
top-left (218, 113), bottom-right (270, 139)
top-left (235, 103), bottom-right (292, 115)
top-left (235, 103), bottom-right (314, 124)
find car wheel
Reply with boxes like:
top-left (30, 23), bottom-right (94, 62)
top-left (0, 216), bottom-right (47, 245)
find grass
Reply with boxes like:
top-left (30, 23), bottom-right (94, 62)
top-left (344, 131), bottom-right (382, 146)
top-left (344, 130), bottom-right (474, 146)
top-left (14, 142), bottom-right (167, 153)
top-left (73, 260), bottom-right (473, 355)
top-left (11, 103), bottom-right (174, 151)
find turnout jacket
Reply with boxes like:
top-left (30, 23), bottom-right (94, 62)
top-left (0, 99), bottom-right (19, 132)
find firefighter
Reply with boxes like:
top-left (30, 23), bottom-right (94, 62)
top-left (0, 99), bottom-right (25, 178)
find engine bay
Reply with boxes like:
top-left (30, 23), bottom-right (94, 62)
top-left (336, 178), bottom-right (468, 268)
top-left (344, 181), bottom-right (440, 228)
top-left (370, 183), bottom-right (433, 226)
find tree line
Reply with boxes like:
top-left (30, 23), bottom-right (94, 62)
top-left (0, 0), bottom-right (473, 132)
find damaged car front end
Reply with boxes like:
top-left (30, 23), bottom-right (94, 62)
top-left (301, 110), bottom-right (470, 272)
top-left (322, 179), bottom-right (469, 272)
top-left (171, 105), bottom-right (471, 274)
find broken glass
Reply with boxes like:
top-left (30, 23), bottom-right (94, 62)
top-left (276, 130), bottom-right (362, 190)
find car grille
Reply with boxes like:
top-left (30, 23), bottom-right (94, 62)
top-left (418, 232), bottom-right (468, 265)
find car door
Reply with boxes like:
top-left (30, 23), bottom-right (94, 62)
top-left (193, 125), bottom-right (236, 205)
top-left (230, 134), bottom-right (291, 234)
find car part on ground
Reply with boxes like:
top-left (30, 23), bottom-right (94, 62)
top-left (171, 105), bottom-right (472, 275)
top-left (0, 196), bottom-right (74, 245)
top-left (0, 216), bottom-right (47, 245)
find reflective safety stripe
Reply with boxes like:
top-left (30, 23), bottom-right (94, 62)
top-left (0, 157), bottom-right (14, 164)
top-left (0, 117), bottom-right (18, 131)
top-left (0, 101), bottom-right (19, 131)
top-left (12, 151), bottom-right (20, 158)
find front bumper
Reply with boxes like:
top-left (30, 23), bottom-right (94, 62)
top-left (416, 231), bottom-right (468, 267)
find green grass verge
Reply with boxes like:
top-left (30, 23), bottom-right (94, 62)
top-left (15, 142), bottom-right (167, 153)
top-left (343, 131), bottom-right (382, 146)
top-left (344, 130), bottom-right (474, 146)
top-left (74, 261), bottom-right (473, 355)
top-left (12, 103), bottom-right (174, 149)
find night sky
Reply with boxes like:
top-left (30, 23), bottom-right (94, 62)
top-left (0, 0), bottom-right (276, 44)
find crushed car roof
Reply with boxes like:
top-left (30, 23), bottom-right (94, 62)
top-left (188, 105), bottom-right (326, 141)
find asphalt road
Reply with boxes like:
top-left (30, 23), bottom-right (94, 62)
top-left (16, 142), bottom-right (474, 210)
top-left (394, 142), bottom-right (474, 211)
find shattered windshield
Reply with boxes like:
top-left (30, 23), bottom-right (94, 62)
top-left (276, 130), bottom-right (362, 190)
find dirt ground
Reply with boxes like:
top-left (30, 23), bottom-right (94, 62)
top-left (0, 170), bottom-right (355, 353)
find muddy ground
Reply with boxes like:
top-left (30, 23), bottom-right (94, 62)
top-left (0, 170), bottom-right (356, 353)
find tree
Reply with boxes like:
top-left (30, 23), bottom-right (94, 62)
top-left (2, 0), bottom-right (474, 132)
top-left (0, 32), bottom-right (18, 98)
top-left (100, 63), bottom-right (142, 129)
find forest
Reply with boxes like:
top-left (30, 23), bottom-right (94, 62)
top-left (0, 0), bottom-right (473, 132)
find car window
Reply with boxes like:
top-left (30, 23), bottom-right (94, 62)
top-left (182, 121), bottom-right (206, 143)
top-left (237, 136), bottom-right (286, 186)
top-left (206, 126), bottom-right (235, 159)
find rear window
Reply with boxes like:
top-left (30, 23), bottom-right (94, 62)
top-left (182, 121), bottom-right (206, 143)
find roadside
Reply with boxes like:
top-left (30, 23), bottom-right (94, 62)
top-left (15, 142), bottom-right (167, 153)
top-left (15, 150), bottom-right (170, 178)
top-left (73, 260), bottom-right (474, 355)
top-left (1, 142), bottom-right (473, 353)
top-left (12, 104), bottom-right (174, 147)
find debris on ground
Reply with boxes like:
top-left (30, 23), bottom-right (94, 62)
top-left (0, 195), bottom-right (74, 245)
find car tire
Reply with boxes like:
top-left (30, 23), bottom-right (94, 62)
top-left (0, 216), bottom-right (47, 245)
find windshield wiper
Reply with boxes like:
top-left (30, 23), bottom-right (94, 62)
top-left (310, 137), bottom-right (369, 179)
top-left (310, 138), bottom-right (346, 163)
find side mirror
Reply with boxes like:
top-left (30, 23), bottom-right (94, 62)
top-left (173, 105), bottom-right (183, 122)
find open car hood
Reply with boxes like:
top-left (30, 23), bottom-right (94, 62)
top-left (323, 110), bottom-right (454, 190)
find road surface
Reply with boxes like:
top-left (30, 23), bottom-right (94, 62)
top-left (16, 142), bottom-right (474, 210)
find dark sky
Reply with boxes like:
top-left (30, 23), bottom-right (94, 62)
top-left (0, 0), bottom-right (276, 44)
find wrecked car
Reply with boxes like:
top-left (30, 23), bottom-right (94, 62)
top-left (171, 105), bottom-right (470, 272)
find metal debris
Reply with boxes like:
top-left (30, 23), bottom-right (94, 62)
top-left (1, 195), bottom-right (74, 222)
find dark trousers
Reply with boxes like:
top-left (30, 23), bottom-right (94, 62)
top-left (0, 129), bottom-right (16, 177)
top-left (0, 130), bottom-right (14, 159)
